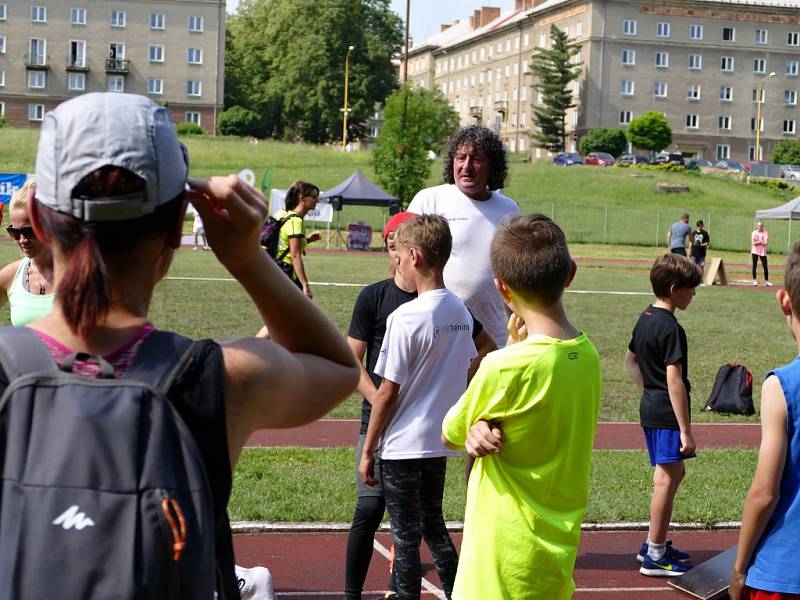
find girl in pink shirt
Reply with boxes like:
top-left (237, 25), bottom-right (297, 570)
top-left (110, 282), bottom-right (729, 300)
top-left (751, 222), bottom-right (772, 286)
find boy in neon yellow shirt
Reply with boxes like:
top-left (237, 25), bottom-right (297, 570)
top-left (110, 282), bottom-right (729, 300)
top-left (442, 214), bottom-right (602, 599)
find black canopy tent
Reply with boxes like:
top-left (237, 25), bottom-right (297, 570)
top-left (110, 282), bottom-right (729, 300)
top-left (321, 170), bottom-right (400, 214)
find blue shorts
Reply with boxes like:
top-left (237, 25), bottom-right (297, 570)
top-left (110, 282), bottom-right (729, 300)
top-left (643, 427), bottom-right (696, 466)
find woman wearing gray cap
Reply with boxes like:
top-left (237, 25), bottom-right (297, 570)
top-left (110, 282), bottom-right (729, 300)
top-left (0, 93), bottom-right (358, 599)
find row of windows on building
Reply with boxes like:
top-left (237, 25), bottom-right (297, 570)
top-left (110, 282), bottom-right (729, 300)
top-left (0, 4), bottom-right (206, 32)
top-left (619, 80), bottom-right (798, 106)
top-left (3, 37), bottom-right (206, 67)
top-left (6, 101), bottom-right (203, 127)
top-left (7, 69), bottom-right (203, 97)
top-left (616, 108), bottom-right (795, 136)
top-left (620, 49), bottom-right (799, 76)
top-left (434, 23), bottom-right (584, 75)
top-left (621, 19), bottom-right (800, 47)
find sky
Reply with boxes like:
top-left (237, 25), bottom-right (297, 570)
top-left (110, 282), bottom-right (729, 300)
top-left (224, 0), bottom-right (515, 46)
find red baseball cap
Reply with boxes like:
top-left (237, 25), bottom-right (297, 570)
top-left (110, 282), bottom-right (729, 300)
top-left (383, 211), bottom-right (415, 241)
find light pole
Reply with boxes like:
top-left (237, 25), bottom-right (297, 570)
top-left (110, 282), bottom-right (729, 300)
top-left (754, 71), bottom-right (775, 161)
top-left (341, 45), bottom-right (355, 151)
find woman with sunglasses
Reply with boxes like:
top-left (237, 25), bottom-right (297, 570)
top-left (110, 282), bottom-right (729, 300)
top-left (0, 178), bottom-right (55, 325)
top-left (275, 181), bottom-right (322, 299)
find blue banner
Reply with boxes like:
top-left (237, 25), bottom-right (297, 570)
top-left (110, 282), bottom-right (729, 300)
top-left (0, 174), bottom-right (28, 205)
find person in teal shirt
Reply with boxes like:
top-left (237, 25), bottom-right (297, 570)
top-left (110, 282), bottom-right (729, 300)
top-left (0, 178), bottom-right (55, 325)
top-left (442, 214), bottom-right (602, 600)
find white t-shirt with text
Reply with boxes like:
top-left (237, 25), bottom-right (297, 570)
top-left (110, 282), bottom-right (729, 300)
top-left (374, 288), bottom-right (478, 460)
top-left (408, 184), bottom-right (520, 347)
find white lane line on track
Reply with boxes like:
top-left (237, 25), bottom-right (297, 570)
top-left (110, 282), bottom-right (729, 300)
top-left (575, 587), bottom-right (672, 593)
top-left (372, 538), bottom-right (446, 600)
top-left (164, 276), bottom-right (652, 296)
top-left (275, 593), bottom-right (441, 597)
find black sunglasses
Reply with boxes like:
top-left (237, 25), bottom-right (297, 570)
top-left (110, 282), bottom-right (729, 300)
top-left (6, 226), bottom-right (36, 240)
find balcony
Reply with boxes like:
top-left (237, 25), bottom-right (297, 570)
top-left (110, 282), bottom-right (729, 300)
top-left (494, 100), bottom-right (508, 115)
top-left (66, 58), bottom-right (89, 73)
top-left (25, 54), bottom-right (49, 70)
top-left (469, 106), bottom-right (483, 120)
top-left (105, 58), bottom-right (130, 74)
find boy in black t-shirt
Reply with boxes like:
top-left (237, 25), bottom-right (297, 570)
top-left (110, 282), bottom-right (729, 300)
top-left (690, 220), bottom-right (710, 275)
top-left (343, 212), bottom-right (494, 598)
top-left (625, 254), bottom-right (702, 578)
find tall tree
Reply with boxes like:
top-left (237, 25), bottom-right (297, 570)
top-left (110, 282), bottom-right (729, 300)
top-left (372, 85), bottom-right (459, 205)
top-left (530, 24), bottom-right (582, 153)
top-left (626, 111), bottom-right (672, 154)
top-left (226, 0), bottom-right (403, 143)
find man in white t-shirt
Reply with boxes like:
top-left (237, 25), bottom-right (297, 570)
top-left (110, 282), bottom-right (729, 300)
top-left (358, 214), bottom-right (476, 600)
top-left (408, 125), bottom-right (520, 347)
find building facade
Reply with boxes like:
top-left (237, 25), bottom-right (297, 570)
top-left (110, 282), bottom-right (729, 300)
top-left (407, 0), bottom-right (800, 162)
top-left (0, 0), bottom-right (225, 132)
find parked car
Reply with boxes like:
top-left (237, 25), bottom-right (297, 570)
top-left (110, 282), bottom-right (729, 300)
top-left (714, 159), bottom-right (745, 172)
top-left (780, 164), bottom-right (800, 180)
top-left (585, 152), bottom-right (616, 166)
top-left (687, 158), bottom-right (713, 168)
top-left (553, 152), bottom-right (583, 166)
top-left (653, 153), bottom-right (686, 166)
top-left (618, 154), bottom-right (650, 165)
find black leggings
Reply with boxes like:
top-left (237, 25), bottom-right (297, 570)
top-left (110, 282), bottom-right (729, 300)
top-left (381, 457), bottom-right (458, 599)
top-left (345, 496), bottom-right (397, 599)
top-left (751, 253), bottom-right (769, 281)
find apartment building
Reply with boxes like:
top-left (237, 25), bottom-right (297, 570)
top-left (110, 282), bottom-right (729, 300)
top-left (407, 0), bottom-right (800, 162)
top-left (0, 0), bottom-right (225, 132)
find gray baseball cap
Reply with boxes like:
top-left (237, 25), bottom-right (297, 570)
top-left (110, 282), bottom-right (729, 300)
top-left (35, 92), bottom-right (189, 222)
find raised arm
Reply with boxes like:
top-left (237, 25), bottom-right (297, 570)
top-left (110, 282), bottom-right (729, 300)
top-left (188, 176), bottom-right (359, 462)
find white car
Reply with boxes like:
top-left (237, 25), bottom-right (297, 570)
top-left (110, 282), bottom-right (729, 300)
top-left (781, 165), bottom-right (800, 180)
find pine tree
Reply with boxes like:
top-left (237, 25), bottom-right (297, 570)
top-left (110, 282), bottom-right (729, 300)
top-left (530, 24), bottom-right (582, 153)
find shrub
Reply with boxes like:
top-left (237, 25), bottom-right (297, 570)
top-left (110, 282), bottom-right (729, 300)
top-left (217, 106), bottom-right (262, 138)
top-left (771, 140), bottom-right (800, 165)
top-left (176, 122), bottom-right (204, 136)
top-left (749, 178), bottom-right (792, 193)
top-left (579, 128), bottom-right (627, 157)
top-left (0, 116), bottom-right (7, 128)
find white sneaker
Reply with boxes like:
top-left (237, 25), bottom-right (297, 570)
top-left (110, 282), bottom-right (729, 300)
top-left (235, 565), bottom-right (275, 600)
top-left (765, 281), bottom-right (773, 287)
top-left (753, 280), bottom-right (758, 286)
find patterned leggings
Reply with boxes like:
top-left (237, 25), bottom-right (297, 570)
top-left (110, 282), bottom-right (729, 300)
top-left (381, 457), bottom-right (458, 599)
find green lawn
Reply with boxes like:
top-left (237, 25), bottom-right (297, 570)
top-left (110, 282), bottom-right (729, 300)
top-left (230, 448), bottom-right (757, 525)
top-left (2, 129), bottom-right (795, 252)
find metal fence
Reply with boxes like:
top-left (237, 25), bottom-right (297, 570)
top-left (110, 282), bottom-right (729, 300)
top-left (305, 200), bottom-right (797, 255)
top-left (526, 202), bottom-right (796, 255)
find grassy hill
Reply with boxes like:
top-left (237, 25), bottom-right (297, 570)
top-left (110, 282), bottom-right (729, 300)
top-left (4, 128), bottom-right (796, 251)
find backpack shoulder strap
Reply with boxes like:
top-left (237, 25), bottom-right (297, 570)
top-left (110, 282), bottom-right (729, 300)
top-left (122, 329), bottom-right (195, 390)
top-left (0, 326), bottom-right (58, 380)
top-left (276, 212), bottom-right (304, 263)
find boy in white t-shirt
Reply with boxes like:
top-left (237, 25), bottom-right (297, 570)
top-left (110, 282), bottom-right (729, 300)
top-left (359, 214), bottom-right (476, 599)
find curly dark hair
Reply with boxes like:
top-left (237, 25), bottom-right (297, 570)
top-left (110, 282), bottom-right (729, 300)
top-left (442, 125), bottom-right (508, 191)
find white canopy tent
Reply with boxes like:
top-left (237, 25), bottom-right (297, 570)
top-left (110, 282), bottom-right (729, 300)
top-left (755, 195), bottom-right (800, 254)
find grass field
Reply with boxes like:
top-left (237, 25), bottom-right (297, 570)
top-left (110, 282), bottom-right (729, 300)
top-left (230, 448), bottom-right (757, 524)
top-left (3, 128), bottom-right (796, 252)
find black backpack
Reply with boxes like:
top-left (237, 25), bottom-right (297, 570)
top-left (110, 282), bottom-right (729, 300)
top-left (0, 328), bottom-right (219, 599)
top-left (705, 363), bottom-right (755, 415)
top-left (260, 212), bottom-right (302, 262)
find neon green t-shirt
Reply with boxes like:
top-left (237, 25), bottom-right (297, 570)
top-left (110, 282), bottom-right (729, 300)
top-left (442, 332), bottom-right (602, 600)
top-left (274, 209), bottom-right (306, 267)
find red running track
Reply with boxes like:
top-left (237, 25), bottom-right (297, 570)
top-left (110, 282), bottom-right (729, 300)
top-left (234, 529), bottom-right (740, 599)
top-left (246, 420), bottom-right (760, 450)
